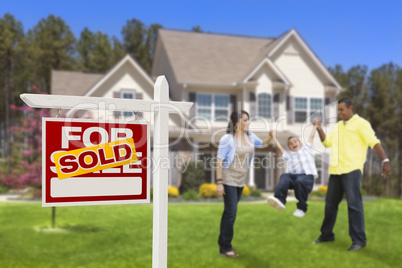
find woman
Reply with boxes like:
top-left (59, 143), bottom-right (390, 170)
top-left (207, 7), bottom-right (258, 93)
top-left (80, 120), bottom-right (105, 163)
top-left (216, 110), bottom-right (271, 257)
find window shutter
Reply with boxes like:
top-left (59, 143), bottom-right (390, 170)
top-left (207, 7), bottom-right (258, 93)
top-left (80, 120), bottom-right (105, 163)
top-left (230, 94), bottom-right (237, 114)
top-left (324, 97), bottom-right (331, 125)
top-left (135, 92), bottom-right (144, 117)
top-left (249, 92), bottom-right (256, 117)
top-left (273, 93), bottom-right (280, 119)
top-left (113, 92), bottom-right (121, 118)
top-left (189, 92), bottom-right (197, 119)
top-left (286, 95), bottom-right (294, 124)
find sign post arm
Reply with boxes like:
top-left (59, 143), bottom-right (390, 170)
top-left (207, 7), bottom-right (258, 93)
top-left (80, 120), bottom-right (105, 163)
top-left (152, 76), bottom-right (170, 268)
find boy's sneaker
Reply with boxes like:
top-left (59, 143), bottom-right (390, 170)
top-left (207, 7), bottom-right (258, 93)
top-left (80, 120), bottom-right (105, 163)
top-left (293, 209), bottom-right (305, 218)
top-left (267, 196), bottom-right (285, 211)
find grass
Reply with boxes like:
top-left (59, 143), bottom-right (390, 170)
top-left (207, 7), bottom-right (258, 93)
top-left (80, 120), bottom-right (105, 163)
top-left (0, 198), bottom-right (401, 268)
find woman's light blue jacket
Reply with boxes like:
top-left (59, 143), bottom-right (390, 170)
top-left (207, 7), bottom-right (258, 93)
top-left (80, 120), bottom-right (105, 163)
top-left (217, 132), bottom-right (263, 168)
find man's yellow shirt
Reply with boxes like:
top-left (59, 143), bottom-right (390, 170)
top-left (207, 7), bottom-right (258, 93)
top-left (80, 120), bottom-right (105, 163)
top-left (323, 114), bottom-right (380, 175)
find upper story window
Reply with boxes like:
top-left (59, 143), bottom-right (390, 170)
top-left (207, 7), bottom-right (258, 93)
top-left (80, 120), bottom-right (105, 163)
top-left (122, 91), bottom-right (134, 117)
top-left (196, 93), bottom-right (229, 121)
top-left (258, 93), bottom-right (272, 119)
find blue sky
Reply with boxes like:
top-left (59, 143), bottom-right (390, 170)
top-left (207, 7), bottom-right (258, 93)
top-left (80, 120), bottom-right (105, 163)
top-left (2, 0), bottom-right (401, 71)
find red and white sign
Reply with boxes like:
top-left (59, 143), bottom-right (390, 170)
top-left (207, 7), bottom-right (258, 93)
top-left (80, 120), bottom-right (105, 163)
top-left (42, 118), bottom-right (150, 206)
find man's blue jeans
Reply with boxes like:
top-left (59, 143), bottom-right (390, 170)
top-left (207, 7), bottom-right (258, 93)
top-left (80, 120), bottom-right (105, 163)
top-left (274, 173), bottom-right (314, 212)
top-left (218, 184), bottom-right (243, 254)
top-left (319, 170), bottom-right (366, 246)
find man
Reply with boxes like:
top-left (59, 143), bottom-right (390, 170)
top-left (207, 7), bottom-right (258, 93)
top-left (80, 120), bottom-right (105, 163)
top-left (313, 97), bottom-right (391, 251)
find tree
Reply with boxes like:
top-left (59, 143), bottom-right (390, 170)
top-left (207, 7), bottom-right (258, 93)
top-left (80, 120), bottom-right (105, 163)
top-left (122, 18), bottom-right (146, 64)
top-left (76, 27), bottom-right (94, 72)
top-left (329, 64), bottom-right (369, 117)
top-left (0, 13), bottom-right (27, 173)
top-left (90, 31), bottom-right (113, 73)
top-left (365, 63), bottom-right (400, 196)
top-left (27, 15), bottom-right (76, 92)
top-left (77, 28), bottom-right (113, 73)
top-left (122, 19), bottom-right (162, 74)
top-left (110, 36), bottom-right (125, 66)
top-left (191, 25), bottom-right (203, 33)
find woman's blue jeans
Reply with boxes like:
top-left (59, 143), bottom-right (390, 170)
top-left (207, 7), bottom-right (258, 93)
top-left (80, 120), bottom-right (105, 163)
top-left (319, 170), bottom-right (366, 246)
top-left (218, 184), bottom-right (243, 254)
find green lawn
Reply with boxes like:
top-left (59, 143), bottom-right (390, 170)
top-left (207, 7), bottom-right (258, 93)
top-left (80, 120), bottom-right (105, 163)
top-left (0, 198), bottom-right (401, 268)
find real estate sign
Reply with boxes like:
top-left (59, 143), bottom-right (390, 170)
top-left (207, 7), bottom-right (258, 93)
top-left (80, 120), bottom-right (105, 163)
top-left (42, 118), bottom-right (150, 207)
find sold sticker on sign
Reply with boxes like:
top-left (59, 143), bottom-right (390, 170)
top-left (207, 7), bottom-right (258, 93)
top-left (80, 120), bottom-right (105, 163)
top-left (53, 138), bottom-right (138, 179)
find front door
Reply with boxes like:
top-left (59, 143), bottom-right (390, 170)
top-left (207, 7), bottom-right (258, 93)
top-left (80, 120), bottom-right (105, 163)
top-left (254, 154), bottom-right (274, 191)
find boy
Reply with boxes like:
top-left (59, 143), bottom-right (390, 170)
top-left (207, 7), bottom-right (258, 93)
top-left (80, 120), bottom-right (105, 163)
top-left (267, 124), bottom-right (319, 217)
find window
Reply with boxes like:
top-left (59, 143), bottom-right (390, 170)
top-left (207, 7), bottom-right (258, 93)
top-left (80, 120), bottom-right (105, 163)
top-left (314, 154), bottom-right (322, 184)
top-left (196, 93), bottom-right (229, 121)
top-left (294, 97), bottom-right (323, 123)
top-left (214, 95), bottom-right (229, 121)
top-left (122, 91), bottom-right (134, 117)
top-left (258, 93), bottom-right (272, 119)
top-left (196, 94), bottom-right (212, 119)
top-left (310, 98), bottom-right (323, 121)
top-left (295, 97), bottom-right (307, 123)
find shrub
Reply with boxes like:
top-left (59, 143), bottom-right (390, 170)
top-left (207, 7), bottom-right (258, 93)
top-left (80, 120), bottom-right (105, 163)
top-left (199, 183), bottom-right (217, 198)
top-left (310, 190), bottom-right (324, 197)
top-left (318, 186), bottom-right (328, 195)
top-left (179, 161), bottom-right (206, 194)
top-left (168, 186), bottom-right (179, 197)
top-left (182, 190), bottom-right (199, 200)
top-left (0, 186), bottom-right (9, 194)
top-left (250, 189), bottom-right (262, 197)
top-left (360, 188), bottom-right (367, 196)
top-left (242, 185), bottom-right (250, 196)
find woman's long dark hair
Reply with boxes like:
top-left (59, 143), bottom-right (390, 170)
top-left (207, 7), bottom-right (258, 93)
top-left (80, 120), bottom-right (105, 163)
top-left (226, 110), bottom-right (250, 135)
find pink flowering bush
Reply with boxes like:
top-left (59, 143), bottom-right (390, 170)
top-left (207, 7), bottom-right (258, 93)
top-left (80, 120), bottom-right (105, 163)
top-left (0, 86), bottom-right (50, 189)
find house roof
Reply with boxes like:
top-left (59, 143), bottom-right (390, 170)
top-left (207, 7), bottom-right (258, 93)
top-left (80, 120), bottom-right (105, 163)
top-left (155, 29), bottom-right (343, 91)
top-left (84, 54), bottom-right (155, 97)
top-left (51, 70), bottom-right (103, 96)
top-left (156, 29), bottom-right (276, 85)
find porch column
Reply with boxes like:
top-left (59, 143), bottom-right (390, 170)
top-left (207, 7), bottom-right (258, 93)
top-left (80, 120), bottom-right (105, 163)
top-left (249, 163), bottom-right (255, 187)
top-left (281, 90), bottom-right (287, 131)
top-left (242, 87), bottom-right (248, 112)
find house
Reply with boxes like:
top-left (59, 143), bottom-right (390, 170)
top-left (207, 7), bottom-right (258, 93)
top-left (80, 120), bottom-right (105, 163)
top-left (51, 28), bottom-right (342, 191)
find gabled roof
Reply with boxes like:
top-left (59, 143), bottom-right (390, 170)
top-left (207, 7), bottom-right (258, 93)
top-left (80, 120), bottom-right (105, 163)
top-left (51, 70), bottom-right (103, 96)
top-left (155, 29), bottom-right (343, 91)
top-left (84, 54), bottom-right (155, 96)
top-left (155, 29), bottom-right (276, 85)
top-left (267, 29), bottom-right (342, 90)
top-left (243, 57), bottom-right (292, 87)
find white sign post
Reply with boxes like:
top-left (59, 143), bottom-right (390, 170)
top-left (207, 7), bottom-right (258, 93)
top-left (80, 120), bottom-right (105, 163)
top-left (20, 75), bottom-right (192, 268)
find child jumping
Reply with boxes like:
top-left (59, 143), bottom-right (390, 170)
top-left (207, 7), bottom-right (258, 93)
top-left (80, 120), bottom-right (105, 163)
top-left (267, 123), bottom-right (319, 218)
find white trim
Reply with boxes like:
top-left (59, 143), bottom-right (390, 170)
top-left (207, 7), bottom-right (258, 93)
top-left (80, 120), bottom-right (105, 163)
top-left (85, 54), bottom-right (155, 97)
top-left (243, 57), bottom-right (292, 87)
top-left (268, 29), bottom-right (343, 90)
